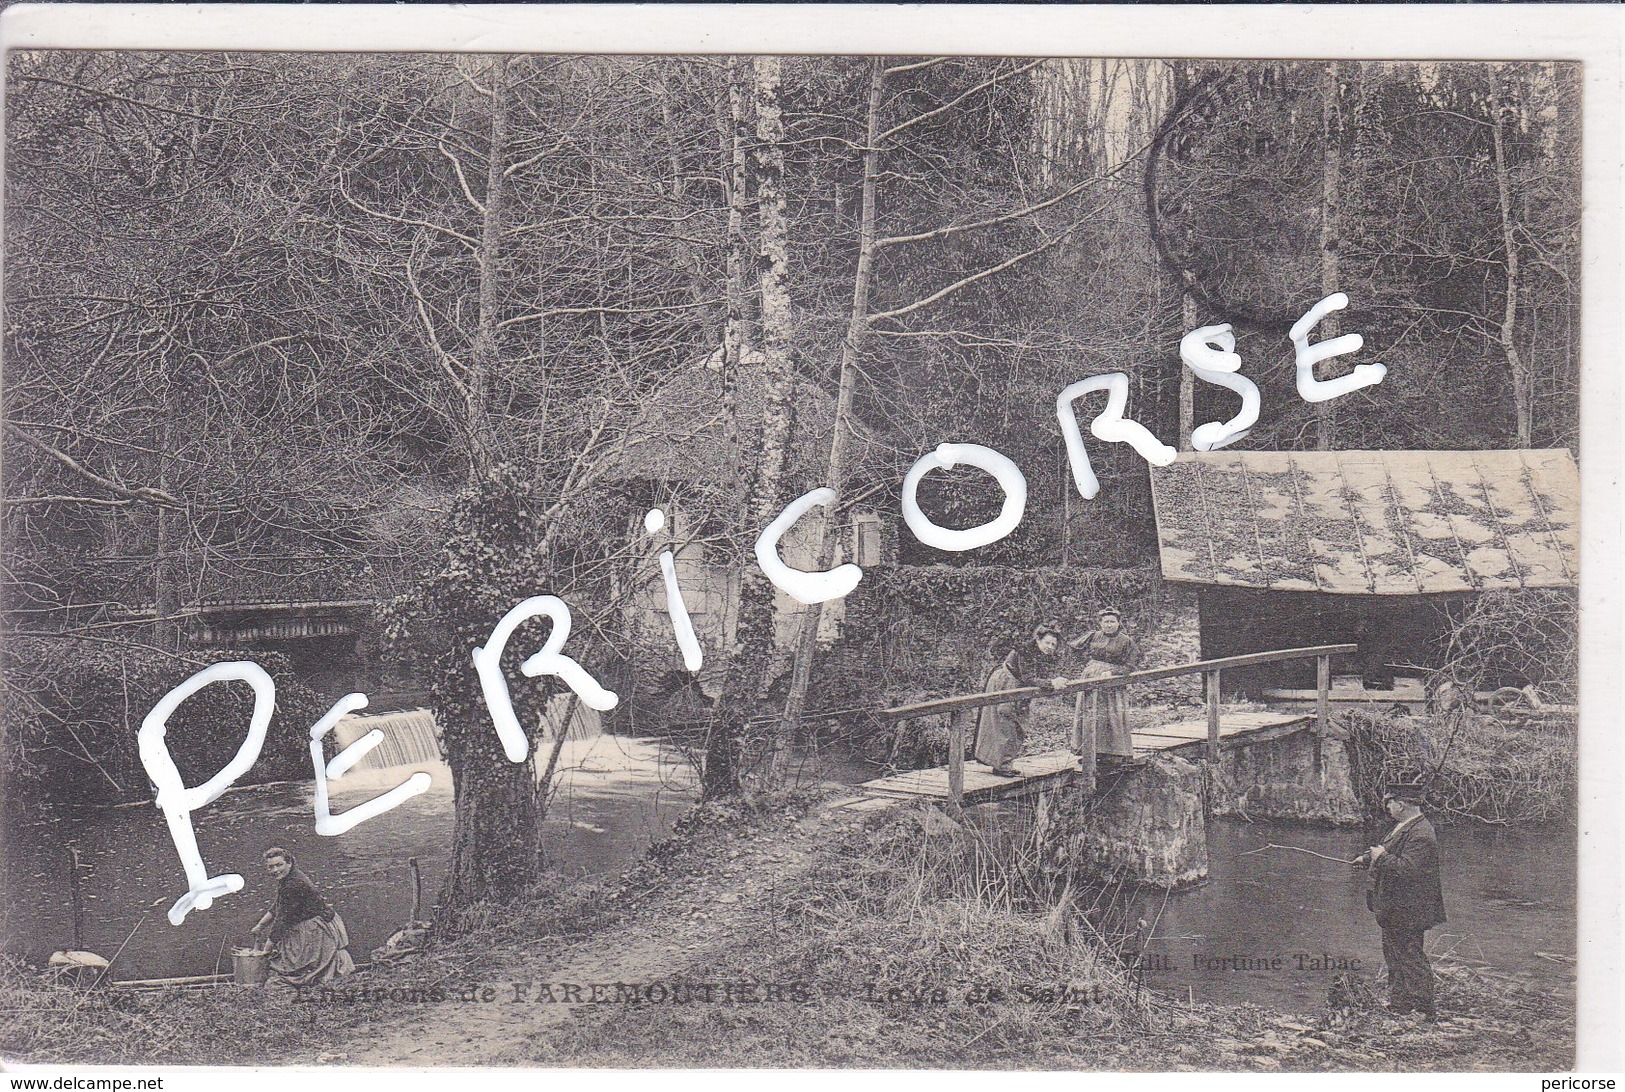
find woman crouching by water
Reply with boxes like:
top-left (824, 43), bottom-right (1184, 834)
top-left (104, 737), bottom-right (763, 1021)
top-left (974, 622), bottom-right (1068, 778)
top-left (251, 847), bottom-right (355, 987)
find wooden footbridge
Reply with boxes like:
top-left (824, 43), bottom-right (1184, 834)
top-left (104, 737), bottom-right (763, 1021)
top-left (858, 644), bottom-right (1356, 810)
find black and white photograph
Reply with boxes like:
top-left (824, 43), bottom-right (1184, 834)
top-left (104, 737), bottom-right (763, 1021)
top-left (0, 5), bottom-right (1616, 1076)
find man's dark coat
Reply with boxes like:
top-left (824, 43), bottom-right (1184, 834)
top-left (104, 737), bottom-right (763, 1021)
top-left (1367, 814), bottom-right (1446, 930)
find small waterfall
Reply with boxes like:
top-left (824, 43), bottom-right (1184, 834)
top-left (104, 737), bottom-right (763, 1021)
top-left (329, 700), bottom-right (599, 773)
top-left (332, 709), bottom-right (443, 771)
top-left (544, 693), bottom-right (603, 743)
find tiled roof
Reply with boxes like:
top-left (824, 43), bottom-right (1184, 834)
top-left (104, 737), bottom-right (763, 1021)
top-left (1149, 449), bottom-right (1578, 594)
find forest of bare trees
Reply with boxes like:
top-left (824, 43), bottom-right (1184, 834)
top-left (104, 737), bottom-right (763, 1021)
top-left (2, 54), bottom-right (1581, 908)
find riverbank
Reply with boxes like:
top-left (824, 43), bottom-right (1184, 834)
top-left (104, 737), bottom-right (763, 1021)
top-left (1343, 707), bottom-right (1577, 826)
top-left (1, 792), bottom-right (1573, 1070)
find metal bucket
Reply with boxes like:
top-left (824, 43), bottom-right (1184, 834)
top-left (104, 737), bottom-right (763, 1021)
top-left (231, 947), bottom-right (270, 987)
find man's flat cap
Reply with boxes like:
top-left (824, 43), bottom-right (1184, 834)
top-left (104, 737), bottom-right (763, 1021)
top-left (1383, 780), bottom-right (1427, 803)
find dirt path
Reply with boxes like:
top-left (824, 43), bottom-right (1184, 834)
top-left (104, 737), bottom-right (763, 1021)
top-left (317, 798), bottom-right (887, 1066)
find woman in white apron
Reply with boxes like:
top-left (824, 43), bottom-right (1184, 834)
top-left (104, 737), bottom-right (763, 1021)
top-left (1068, 608), bottom-right (1142, 767)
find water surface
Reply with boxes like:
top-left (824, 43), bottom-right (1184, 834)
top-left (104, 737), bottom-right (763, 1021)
top-left (1131, 819), bottom-right (1576, 1010)
top-left (4, 743), bottom-right (1574, 1014)
top-left (2, 734), bottom-right (696, 981)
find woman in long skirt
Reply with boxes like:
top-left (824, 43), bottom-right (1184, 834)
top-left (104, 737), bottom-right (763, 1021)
top-left (1069, 608), bottom-right (1143, 765)
top-left (974, 622), bottom-right (1065, 777)
top-left (252, 847), bottom-right (355, 987)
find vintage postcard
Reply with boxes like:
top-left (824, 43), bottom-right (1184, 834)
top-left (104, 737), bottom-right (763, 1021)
top-left (1, 3), bottom-right (1618, 1079)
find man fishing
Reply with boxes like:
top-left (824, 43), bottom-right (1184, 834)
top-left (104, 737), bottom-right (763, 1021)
top-left (1352, 780), bottom-right (1446, 1020)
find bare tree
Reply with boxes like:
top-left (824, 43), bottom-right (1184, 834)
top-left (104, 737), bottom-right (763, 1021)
top-left (772, 56), bottom-right (1133, 772)
top-left (4, 52), bottom-right (399, 650)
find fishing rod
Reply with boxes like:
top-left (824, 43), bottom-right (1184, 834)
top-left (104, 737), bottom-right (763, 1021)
top-left (1235, 845), bottom-right (1352, 864)
top-left (1235, 669), bottom-right (1488, 864)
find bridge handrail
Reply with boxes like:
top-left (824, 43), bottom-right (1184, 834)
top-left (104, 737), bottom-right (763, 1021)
top-left (877, 643), bottom-right (1359, 722)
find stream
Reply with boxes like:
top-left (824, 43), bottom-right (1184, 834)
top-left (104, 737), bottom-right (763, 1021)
top-left (4, 732), bottom-right (1575, 1012)
top-left (1131, 819), bottom-right (1576, 1009)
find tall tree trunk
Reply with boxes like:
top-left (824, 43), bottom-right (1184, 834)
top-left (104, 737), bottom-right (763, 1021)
top-left (752, 55), bottom-right (794, 517)
top-left (1489, 70), bottom-right (1531, 447)
top-left (703, 58), bottom-right (756, 795)
top-left (775, 57), bottom-right (885, 763)
top-left (441, 737), bottom-right (539, 912)
top-left (720, 59), bottom-right (753, 470)
top-left (439, 58), bottom-right (540, 915)
top-left (708, 56), bottom-right (796, 798)
top-left (152, 379), bottom-right (181, 652)
top-left (1316, 61), bottom-right (1342, 452)
top-left (663, 66), bottom-right (720, 348)
top-left (1162, 63), bottom-right (1196, 453)
top-left (466, 56), bottom-right (508, 475)
top-left (152, 508), bottom-right (182, 651)
top-left (1179, 286), bottom-right (1196, 451)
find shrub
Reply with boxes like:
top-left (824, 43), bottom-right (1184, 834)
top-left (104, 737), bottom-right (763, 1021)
top-left (833, 564), bottom-right (1164, 696)
top-left (1342, 707), bottom-right (1576, 825)
top-left (1, 638), bottom-right (326, 805)
top-left (1430, 589), bottom-right (1577, 700)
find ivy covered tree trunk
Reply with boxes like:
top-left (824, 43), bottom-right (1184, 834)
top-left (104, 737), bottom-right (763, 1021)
top-left (384, 467), bottom-right (585, 919)
top-left (441, 717), bottom-right (540, 910)
top-left (389, 46), bottom-right (569, 912)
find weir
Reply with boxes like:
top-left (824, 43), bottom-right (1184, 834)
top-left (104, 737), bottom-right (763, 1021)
top-left (859, 644), bottom-right (1363, 887)
top-left (333, 709), bottom-right (443, 770)
top-left (330, 696), bottom-right (603, 772)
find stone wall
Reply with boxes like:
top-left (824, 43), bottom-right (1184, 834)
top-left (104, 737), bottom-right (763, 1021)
top-left (1030, 723), bottom-right (1363, 887)
top-left (1034, 754), bottom-right (1209, 889)
top-left (1208, 724), bottom-right (1364, 826)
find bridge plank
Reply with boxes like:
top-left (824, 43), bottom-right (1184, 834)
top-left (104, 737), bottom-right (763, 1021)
top-left (861, 750), bottom-right (1079, 803)
top-left (859, 712), bottom-right (1312, 804)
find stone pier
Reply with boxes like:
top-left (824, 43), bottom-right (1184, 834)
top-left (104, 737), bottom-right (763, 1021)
top-left (1031, 725), bottom-right (1361, 888)
top-left (1035, 754), bottom-right (1209, 888)
top-left (1207, 722), bottom-right (1363, 826)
